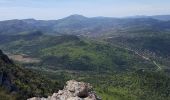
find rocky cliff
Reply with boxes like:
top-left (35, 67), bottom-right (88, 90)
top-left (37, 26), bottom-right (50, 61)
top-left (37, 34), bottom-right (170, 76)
top-left (28, 80), bottom-right (101, 100)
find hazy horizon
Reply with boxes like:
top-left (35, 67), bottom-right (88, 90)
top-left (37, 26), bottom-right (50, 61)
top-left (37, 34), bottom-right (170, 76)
top-left (1, 14), bottom-right (170, 21)
top-left (0, 0), bottom-right (170, 20)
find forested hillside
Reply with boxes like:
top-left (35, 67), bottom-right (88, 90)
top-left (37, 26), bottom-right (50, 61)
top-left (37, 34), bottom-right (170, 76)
top-left (0, 32), bottom-right (157, 72)
top-left (0, 15), bottom-right (170, 100)
top-left (0, 50), bottom-right (62, 100)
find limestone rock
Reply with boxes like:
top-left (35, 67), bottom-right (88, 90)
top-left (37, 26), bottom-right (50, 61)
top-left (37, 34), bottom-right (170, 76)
top-left (28, 80), bottom-right (101, 100)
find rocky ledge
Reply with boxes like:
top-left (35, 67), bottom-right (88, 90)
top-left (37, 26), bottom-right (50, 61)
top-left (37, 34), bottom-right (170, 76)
top-left (28, 80), bottom-right (101, 100)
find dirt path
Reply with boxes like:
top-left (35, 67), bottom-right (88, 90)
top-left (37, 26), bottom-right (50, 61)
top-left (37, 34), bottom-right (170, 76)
top-left (113, 45), bottom-right (162, 70)
top-left (127, 48), bottom-right (162, 70)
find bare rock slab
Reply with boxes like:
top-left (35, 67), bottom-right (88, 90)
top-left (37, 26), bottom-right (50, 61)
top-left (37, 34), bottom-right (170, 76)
top-left (28, 80), bottom-right (101, 100)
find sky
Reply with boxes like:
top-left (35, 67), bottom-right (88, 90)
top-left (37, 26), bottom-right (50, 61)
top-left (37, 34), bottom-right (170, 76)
top-left (0, 0), bottom-right (170, 20)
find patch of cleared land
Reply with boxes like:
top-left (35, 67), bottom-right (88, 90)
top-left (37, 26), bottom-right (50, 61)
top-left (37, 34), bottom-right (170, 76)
top-left (8, 53), bottom-right (40, 63)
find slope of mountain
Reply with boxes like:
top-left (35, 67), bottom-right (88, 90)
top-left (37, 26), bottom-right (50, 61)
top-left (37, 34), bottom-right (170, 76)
top-left (0, 50), bottom-right (62, 100)
top-left (0, 48), bottom-right (170, 100)
top-left (0, 32), bottom-right (157, 72)
top-left (85, 70), bottom-right (170, 100)
top-left (106, 32), bottom-right (170, 57)
top-left (105, 29), bottom-right (170, 75)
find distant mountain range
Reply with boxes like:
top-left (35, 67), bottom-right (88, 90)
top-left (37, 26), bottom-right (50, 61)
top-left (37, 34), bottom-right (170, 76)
top-left (0, 14), bottom-right (170, 37)
top-left (128, 15), bottom-right (170, 21)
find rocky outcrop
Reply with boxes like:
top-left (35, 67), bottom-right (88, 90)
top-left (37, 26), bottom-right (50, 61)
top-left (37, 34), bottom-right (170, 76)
top-left (28, 80), bottom-right (101, 100)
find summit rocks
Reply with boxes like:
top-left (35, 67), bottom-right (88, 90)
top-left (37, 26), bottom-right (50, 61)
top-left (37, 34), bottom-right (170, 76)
top-left (28, 80), bottom-right (101, 100)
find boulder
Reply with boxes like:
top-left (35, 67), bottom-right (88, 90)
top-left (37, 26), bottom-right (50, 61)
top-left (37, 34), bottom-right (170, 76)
top-left (28, 80), bottom-right (101, 100)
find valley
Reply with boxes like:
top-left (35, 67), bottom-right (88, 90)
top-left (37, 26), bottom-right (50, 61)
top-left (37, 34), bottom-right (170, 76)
top-left (0, 15), bottom-right (170, 100)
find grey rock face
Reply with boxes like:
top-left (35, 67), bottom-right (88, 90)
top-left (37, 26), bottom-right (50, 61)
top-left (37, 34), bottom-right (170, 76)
top-left (28, 80), bottom-right (101, 100)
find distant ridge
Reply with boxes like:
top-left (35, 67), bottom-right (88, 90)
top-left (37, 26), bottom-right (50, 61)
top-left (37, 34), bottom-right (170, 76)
top-left (128, 15), bottom-right (170, 21)
top-left (0, 14), bottom-right (170, 36)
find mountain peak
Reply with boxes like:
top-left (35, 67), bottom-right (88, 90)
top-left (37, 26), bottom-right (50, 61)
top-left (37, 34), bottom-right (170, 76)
top-left (68, 14), bottom-right (87, 18)
top-left (63, 14), bottom-right (88, 20)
